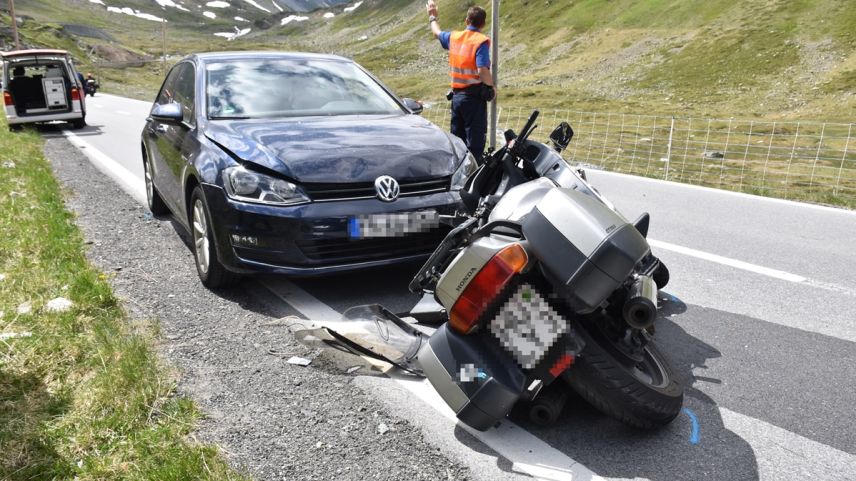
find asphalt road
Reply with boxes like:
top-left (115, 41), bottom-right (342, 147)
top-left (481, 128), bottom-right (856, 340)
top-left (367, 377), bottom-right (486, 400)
top-left (54, 93), bottom-right (856, 481)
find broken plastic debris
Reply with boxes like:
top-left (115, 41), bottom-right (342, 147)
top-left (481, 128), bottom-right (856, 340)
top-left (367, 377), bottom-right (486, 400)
top-left (285, 305), bottom-right (428, 375)
top-left (45, 297), bottom-right (74, 313)
top-left (287, 356), bottom-right (312, 366)
top-left (0, 331), bottom-right (33, 340)
top-left (377, 422), bottom-right (390, 435)
top-left (17, 302), bottom-right (32, 315)
top-left (1, 160), bottom-right (15, 168)
top-left (346, 366), bottom-right (362, 374)
top-left (0, 273), bottom-right (6, 281)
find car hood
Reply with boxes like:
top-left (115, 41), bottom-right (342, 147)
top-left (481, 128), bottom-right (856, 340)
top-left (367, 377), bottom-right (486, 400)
top-left (204, 114), bottom-right (463, 183)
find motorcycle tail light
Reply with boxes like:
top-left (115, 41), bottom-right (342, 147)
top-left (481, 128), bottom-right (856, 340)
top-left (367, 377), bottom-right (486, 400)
top-left (449, 243), bottom-right (528, 334)
top-left (70, 87), bottom-right (80, 101)
top-left (3, 91), bottom-right (13, 106)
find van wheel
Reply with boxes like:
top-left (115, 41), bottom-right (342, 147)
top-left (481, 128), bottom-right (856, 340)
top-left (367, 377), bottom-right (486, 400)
top-left (70, 117), bottom-right (86, 130)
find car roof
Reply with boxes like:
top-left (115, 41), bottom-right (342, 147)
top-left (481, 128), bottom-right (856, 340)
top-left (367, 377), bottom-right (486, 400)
top-left (188, 51), bottom-right (351, 64)
top-left (1, 49), bottom-right (70, 58)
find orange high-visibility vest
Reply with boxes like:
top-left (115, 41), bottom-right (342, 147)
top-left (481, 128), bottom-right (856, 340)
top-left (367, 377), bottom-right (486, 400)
top-left (448, 30), bottom-right (489, 89)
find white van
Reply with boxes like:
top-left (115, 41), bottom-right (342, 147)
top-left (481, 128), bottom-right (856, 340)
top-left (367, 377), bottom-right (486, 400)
top-left (1, 49), bottom-right (87, 131)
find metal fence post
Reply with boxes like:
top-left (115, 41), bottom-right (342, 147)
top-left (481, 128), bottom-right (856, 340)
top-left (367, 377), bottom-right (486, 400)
top-left (761, 121), bottom-right (776, 191)
top-left (664, 116), bottom-right (675, 181)
top-left (739, 121), bottom-right (754, 191)
top-left (629, 115), bottom-right (641, 174)
top-left (699, 119), bottom-right (712, 184)
top-left (719, 118), bottom-right (733, 187)
top-left (834, 123), bottom-right (853, 196)
top-left (601, 113), bottom-right (612, 169)
top-left (680, 117), bottom-right (693, 182)
top-left (644, 117), bottom-right (657, 176)
top-left (785, 122), bottom-right (802, 197)
top-left (809, 123), bottom-right (826, 188)
top-left (587, 112), bottom-right (598, 166)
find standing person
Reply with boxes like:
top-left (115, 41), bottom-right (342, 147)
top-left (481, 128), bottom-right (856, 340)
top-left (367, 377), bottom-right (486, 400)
top-left (427, 1), bottom-right (495, 161)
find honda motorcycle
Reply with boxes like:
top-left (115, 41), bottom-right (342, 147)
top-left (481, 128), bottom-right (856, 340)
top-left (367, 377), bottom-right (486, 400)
top-left (407, 110), bottom-right (682, 430)
top-left (288, 110), bottom-right (683, 431)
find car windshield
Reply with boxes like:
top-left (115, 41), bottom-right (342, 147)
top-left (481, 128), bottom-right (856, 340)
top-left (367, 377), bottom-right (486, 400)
top-left (205, 58), bottom-right (403, 119)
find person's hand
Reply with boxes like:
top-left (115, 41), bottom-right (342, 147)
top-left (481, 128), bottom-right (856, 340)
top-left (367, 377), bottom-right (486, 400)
top-left (426, 0), bottom-right (438, 17)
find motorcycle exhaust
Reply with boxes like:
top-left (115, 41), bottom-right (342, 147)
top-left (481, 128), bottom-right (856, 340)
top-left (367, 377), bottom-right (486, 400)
top-left (622, 275), bottom-right (658, 330)
top-left (528, 384), bottom-right (569, 426)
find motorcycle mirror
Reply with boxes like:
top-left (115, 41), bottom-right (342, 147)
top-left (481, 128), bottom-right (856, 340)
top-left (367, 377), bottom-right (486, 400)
top-left (549, 122), bottom-right (574, 152)
top-left (503, 129), bottom-right (517, 143)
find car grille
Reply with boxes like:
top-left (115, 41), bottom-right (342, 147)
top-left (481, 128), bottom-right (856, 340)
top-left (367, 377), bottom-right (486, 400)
top-left (297, 228), bottom-right (449, 263)
top-left (303, 177), bottom-right (450, 202)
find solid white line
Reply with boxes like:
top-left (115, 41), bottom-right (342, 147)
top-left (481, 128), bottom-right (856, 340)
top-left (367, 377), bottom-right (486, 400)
top-left (262, 278), bottom-right (600, 481)
top-left (720, 407), bottom-right (856, 481)
top-left (116, 110), bottom-right (131, 116)
top-left (62, 130), bottom-right (147, 205)
top-left (648, 238), bottom-right (808, 283)
top-left (587, 169), bottom-right (856, 216)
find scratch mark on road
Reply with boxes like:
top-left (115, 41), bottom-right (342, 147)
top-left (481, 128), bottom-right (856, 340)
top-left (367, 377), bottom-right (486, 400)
top-left (683, 408), bottom-right (701, 445)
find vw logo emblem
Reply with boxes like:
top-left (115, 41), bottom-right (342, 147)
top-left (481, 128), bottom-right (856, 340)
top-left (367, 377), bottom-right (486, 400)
top-left (374, 175), bottom-right (400, 202)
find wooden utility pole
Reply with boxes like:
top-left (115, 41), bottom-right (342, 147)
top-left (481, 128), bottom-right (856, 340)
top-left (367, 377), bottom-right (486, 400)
top-left (489, 0), bottom-right (499, 150)
top-left (9, 0), bottom-right (21, 50)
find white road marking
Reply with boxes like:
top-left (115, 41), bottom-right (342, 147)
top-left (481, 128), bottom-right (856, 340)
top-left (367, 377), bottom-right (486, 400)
top-left (588, 169), bottom-right (856, 216)
top-left (62, 130), bottom-right (147, 205)
top-left (721, 408), bottom-right (856, 481)
top-left (262, 278), bottom-right (601, 481)
top-left (648, 239), bottom-right (808, 283)
top-left (116, 110), bottom-right (131, 116)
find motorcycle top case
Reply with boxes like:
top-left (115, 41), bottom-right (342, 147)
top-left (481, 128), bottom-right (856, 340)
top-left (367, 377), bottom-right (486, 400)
top-left (521, 188), bottom-right (650, 313)
top-left (418, 324), bottom-right (526, 431)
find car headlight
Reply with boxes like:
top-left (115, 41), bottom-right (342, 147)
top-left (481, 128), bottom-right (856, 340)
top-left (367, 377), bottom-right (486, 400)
top-left (222, 166), bottom-right (309, 205)
top-left (450, 152), bottom-right (477, 191)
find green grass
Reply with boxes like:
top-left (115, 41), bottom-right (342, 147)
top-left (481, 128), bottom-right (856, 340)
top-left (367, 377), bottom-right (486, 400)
top-left (0, 119), bottom-right (249, 481)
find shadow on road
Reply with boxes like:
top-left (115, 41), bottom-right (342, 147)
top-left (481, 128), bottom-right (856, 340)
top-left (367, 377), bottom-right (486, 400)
top-left (508, 294), bottom-right (759, 481)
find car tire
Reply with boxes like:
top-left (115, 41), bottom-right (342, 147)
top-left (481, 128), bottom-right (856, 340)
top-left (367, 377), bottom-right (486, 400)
top-left (70, 116), bottom-right (86, 130)
top-left (143, 157), bottom-right (169, 216)
top-left (9, 124), bottom-right (23, 132)
top-left (563, 317), bottom-right (683, 429)
top-left (190, 186), bottom-right (239, 289)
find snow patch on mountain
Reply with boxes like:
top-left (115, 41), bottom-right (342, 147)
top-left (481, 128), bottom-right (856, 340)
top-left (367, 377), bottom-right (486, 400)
top-left (206, 1), bottom-right (230, 7)
top-left (88, 0), bottom-right (105, 5)
top-left (106, 6), bottom-right (165, 22)
top-left (235, 16), bottom-right (250, 22)
top-left (155, 0), bottom-right (189, 11)
top-left (271, 1), bottom-right (284, 12)
top-left (243, 0), bottom-right (271, 12)
top-left (203, 11), bottom-right (216, 18)
top-left (343, 1), bottom-right (362, 13)
top-left (323, 12), bottom-right (334, 18)
top-left (281, 14), bottom-right (309, 25)
top-left (214, 26), bottom-right (251, 40)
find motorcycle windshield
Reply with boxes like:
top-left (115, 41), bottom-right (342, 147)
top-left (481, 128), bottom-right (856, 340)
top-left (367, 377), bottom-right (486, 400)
top-left (285, 304), bottom-right (428, 374)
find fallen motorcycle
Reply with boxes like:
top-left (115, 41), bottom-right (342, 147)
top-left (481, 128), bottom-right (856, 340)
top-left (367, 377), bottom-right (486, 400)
top-left (289, 110), bottom-right (682, 431)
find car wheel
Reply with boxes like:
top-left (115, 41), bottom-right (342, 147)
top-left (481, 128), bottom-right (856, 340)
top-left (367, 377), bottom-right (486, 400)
top-left (70, 117), bottom-right (86, 130)
top-left (190, 186), bottom-right (239, 288)
top-left (9, 124), bottom-right (23, 132)
top-left (143, 157), bottom-right (169, 216)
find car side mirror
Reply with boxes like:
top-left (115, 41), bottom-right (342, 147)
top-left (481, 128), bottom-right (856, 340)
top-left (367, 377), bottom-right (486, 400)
top-left (549, 122), bottom-right (574, 153)
top-left (402, 98), bottom-right (423, 115)
top-left (150, 102), bottom-right (183, 124)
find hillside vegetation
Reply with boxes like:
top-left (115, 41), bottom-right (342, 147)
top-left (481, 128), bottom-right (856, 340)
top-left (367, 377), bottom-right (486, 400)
top-left (3, 0), bottom-right (856, 120)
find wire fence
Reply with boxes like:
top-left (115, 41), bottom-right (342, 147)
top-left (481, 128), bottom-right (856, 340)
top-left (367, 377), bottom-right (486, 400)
top-left (422, 105), bottom-right (856, 208)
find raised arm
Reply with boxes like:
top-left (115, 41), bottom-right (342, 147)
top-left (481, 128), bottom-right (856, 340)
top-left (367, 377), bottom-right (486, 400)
top-left (427, 1), bottom-right (441, 38)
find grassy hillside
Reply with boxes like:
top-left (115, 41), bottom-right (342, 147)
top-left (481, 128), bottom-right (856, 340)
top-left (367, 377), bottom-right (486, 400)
top-left (4, 0), bottom-right (855, 121)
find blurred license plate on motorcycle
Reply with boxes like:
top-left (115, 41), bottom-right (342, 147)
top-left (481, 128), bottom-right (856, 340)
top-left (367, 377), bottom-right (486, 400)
top-left (349, 210), bottom-right (440, 238)
top-left (489, 284), bottom-right (568, 369)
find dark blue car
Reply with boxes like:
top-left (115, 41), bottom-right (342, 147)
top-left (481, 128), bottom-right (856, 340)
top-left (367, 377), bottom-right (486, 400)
top-left (142, 52), bottom-right (475, 287)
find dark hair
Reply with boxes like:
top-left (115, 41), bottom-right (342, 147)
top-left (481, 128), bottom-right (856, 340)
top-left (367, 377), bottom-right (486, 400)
top-left (467, 6), bottom-right (487, 29)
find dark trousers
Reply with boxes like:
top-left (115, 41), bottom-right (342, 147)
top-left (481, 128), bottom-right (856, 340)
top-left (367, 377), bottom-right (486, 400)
top-left (450, 92), bottom-right (488, 160)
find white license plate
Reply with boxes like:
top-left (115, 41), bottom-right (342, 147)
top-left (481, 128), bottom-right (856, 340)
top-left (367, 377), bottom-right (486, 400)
top-left (489, 284), bottom-right (568, 369)
top-left (349, 210), bottom-right (440, 238)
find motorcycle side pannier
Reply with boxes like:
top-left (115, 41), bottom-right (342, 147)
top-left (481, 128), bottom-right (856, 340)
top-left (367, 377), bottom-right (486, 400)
top-left (521, 188), bottom-right (650, 313)
top-left (419, 324), bottom-right (526, 431)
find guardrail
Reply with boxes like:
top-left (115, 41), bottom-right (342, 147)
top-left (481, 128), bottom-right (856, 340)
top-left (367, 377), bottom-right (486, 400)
top-left (422, 106), bottom-right (856, 208)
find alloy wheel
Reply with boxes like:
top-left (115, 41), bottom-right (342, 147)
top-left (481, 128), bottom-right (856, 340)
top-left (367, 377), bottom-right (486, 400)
top-left (192, 200), bottom-right (210, 274)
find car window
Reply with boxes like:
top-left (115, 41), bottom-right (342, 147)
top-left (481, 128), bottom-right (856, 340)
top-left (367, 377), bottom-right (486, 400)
top-left (205, 58), bottom-right (403, 119)
top-left (174, 63), bottom-right (196, 125)
top-left (155, 65), bottom-right (182, 106)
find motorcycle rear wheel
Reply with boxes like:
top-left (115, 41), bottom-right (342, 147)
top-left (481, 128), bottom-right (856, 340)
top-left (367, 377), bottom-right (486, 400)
top-left (563, 318), bottom-right (683, 429)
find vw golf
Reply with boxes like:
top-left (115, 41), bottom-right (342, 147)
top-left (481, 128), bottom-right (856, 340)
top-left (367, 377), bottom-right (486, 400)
top-left (142, 52), bottom-right (474, 287)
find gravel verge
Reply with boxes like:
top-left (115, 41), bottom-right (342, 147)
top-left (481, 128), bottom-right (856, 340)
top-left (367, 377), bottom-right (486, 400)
top-left (44, 136), bottom-right (470, 481)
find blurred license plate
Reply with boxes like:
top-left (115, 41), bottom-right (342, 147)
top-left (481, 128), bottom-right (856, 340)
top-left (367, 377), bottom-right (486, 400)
top-left (489, 284), bottom-right (568, 369)
top-left (349, 210), bottom-right (440, 238)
